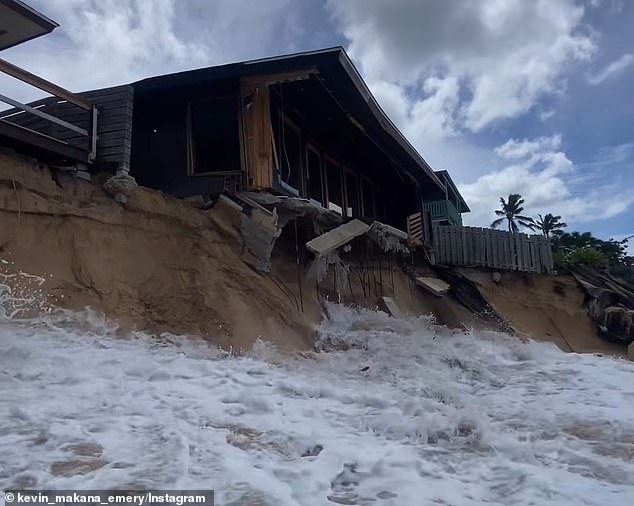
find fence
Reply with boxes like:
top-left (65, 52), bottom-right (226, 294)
top-left (431, 225), bottom-right (554, 273)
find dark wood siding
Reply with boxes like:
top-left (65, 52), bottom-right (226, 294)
top-left (0, 85), bottom-right (133, 170)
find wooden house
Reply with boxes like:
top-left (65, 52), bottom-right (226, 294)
top-left (0, 2), bottom-right (469, 231)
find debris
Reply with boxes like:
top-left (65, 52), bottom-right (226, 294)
top-left (102, 170), bottom-right (137, 204)
top-left (301, 444), bottom-right (324, 457)
top-left (379, 296), bottom-right (403, 318)
top-left (306, 219), bottom-right (371, 256)
top-left (415, 276), bottom-right (450, 297)
top-left (368, 221), bottom-right (409, 254)
top-left (492, 272), bottom-right (502, 284)
top-left (240, 206), bottom-right (281, 272)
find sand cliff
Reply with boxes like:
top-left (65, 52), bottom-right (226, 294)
top-left (0, 150), bottom-right (628, 359)
top-left (0, 151), bottom-right (319, 350)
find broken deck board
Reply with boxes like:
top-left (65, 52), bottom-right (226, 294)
top-left (415, 276), bottom-right (450, 297)
top-left (380, 296), bottom-right (403, 319)
top-left (306, 219), bottom-right (371, 256)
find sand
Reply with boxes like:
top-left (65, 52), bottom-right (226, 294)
top-left (2, 150), bottom-right (627, 358)
top-left (0, 151), bottom-right (316, 350)
top-left (459, 268), bottom-right (627, 358)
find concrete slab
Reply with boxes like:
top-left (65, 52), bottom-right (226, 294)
top-left (416, 276), bottom-right (450, 297)
top-left (306, 219), bottom-right (371, 256)
top-left (380, 296), bottom-right (403, 318)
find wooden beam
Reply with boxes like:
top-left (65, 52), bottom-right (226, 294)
top-left (241, 68), bottom-right (317, 87)
top-left (240, 80), bottom-right (274, 190)
top-left (0, 93), bottom-right (88, 136)
top-left (0, 119), bottom-right (89, 162)
top-left (0, 57), bottom-right (92, 110)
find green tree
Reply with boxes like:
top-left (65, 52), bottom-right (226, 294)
top-left (534, 213), bottom-right (567, 238)
top-left (554, 231), bottom-right (628, 266)
top-left (491, 194), bottom-right (536, 233)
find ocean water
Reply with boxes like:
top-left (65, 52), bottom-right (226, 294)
top-left (1, 274), bottom-right (634, 505)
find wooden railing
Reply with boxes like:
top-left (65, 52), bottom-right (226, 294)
top-left (423, 199), bottom-right (462, 226)
top-left (431, 225), bottom-right (554, 273)
top-left (0, 57), bottom-right (98, 161)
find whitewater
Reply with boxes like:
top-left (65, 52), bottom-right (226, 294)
top-left (1, 283), bottom-right (634, 505)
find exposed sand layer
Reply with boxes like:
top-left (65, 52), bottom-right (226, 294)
top-left (0, 151), bottom-right (320, 350)
top-left (0, 151), bottom-right (448, 350)
top-left (460, 268), bottom-right (628, 358)
top-left (2, 151), bottom-right (627, 358)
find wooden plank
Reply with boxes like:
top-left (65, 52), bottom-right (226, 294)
top-left (523, 235), bottom-right (530, 272)
top-left (0, 119), bottom-right (89, 162)
top-left (436, 226), bottom-right (444, 264)
top-left (241, 79), bottom-right (273, 189)
top-left (444, 227), bottom-right (450, 265)
top-left (0, 57), bottom-right (92, 110)
top-left (416, 276), bottom-right (450, 297)
top-left (97, 145), bottom-right (132, 157)
top-left (503, 232), bottom-right (511, 270)
top-left (489, 230), bottom-right (496, 268)
top-left (306, 219), bottom-right (371, 255)
top-left (477, 228), bottom-right (485, 266)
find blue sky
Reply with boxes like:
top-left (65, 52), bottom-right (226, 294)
top-left (2, 0), bottom-right (633, 250)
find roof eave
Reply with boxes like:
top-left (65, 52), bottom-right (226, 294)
top-left (0, 0), bottom-right (58, 51)
top-left (336, 50), bottom-right (446, 193)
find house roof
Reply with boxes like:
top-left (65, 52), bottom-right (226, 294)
top-left (435, 170), bottom-right (470, 213)
top-left (0, 0), bottom-right (58, 51)
top-left (133, 47), bottom-right (446, 193)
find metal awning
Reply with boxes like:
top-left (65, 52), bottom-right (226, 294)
top-left (0, 0), bottom-right (58, 51)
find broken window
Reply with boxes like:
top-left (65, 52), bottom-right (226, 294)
top-left (325, 156), bottom-right (344, 215)
top-left (188, 95), bottom-right (240, 174)
top-left (272, 113), bottom-right (302, 194)
top-left (344, 170), bottom-right (360, 217)
top-left (305, 145), bottom-right (324, 205)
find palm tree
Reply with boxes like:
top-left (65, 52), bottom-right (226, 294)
top-left (534, 213), bottom-right (567, 238)
top-left (491, 194), bottom-right (536, 233)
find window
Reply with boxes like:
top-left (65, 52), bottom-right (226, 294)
top-left (188, 95), bottom-right (240, 174)
top-left (375, 191), bottom-right (386, 223)
top-left (305, 145), bottom-right (324, 205)
top-left (272, 113), bottom-right (302, 194)
top-left (344, 170), bottom-right (360, 217)
top-left (361, 178), bottom-right (375, 218)
top-left (324, 157), bottom-right (344, 215)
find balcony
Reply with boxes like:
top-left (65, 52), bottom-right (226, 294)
top-left (423, 199), bottom-right (463, 226)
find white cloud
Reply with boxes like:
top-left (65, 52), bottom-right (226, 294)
top-left (1, 0), bottom-right (302, 99)
top-left (587, 53), bottom-right (634, 85)
top-left (327, 0), bottom-right (596, 135)
top-left (459, 134), bottom-right (634, 228)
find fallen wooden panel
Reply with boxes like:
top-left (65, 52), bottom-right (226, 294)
top-left (306, 219), bottom-right (371, 256)
top-left (416, 276), bottom-right (450, 297)
top-left (380, 296), bottom-right (403, 318)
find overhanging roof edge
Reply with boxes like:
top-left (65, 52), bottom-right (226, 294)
top-left (0, 0), bottom-right (58, 51)
top-left (335, 50), bottom-right (445, 193)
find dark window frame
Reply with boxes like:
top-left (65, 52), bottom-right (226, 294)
top-left (360, 175), bottom-right (375, 218)
top-left (343, 166), bottom-right (361, 218)
top-left (305, 143), bottom-right (325, 206)
top-left (186, 93), bottom-right (242, 177)
top-left (323, 153), bottom-right (344, 216)
top-left (272, 110), bottom-right (303, 196)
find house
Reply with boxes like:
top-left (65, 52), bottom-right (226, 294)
top-left (422, 170), bottom-right (470, 226)
top-left (1, 1), bottom-right (468, 232)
